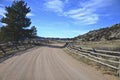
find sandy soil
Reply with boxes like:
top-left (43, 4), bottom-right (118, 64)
top-left (0, 44), bottom-right (116, 80)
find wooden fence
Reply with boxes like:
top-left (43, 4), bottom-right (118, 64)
top-left (0, 39), bottom-right (46, 57)
top-left (66, 43), bottom-right (120, 78)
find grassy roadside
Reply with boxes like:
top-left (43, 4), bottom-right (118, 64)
top-left (63, 48), bottom-right (119, 80)
top-left (74, 40), bottom-right (120, 51)
top-left (0, 44), bottom-right (36, 63)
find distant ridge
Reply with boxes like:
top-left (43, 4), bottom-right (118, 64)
top-left (75, 23), bottom-right (120, 41)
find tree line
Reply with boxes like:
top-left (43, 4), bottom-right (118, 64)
top-left (0, 0), bottom-right (37, 44)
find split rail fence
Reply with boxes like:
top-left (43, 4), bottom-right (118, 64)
top-left (66, 43), bottom-right (120, 78)
top-left (0, 39), bottom-right (44, 58)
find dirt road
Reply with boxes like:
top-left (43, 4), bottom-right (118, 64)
top-left (0, 44), bottom-right (109, 80)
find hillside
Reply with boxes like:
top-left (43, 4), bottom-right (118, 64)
top-left (76, 23), bottom-right (120, 41)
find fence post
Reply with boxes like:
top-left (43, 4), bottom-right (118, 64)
top-left (0, 45), bottom-right (6, 55)
top-left (118, 59), bottom-right (120, 78)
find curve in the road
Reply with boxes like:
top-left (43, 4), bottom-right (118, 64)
top-left (0, 44), bottom-right (109, 80)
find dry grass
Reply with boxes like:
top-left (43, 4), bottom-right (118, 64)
top-left (64, 48), bottom-right (119, 77)
top-left (0, 44), bottom-right (35, 58)
top-left (75, 40), bottom-right (120, 51)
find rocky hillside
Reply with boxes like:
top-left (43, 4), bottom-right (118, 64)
top-left (76, 23), bottom-right (120, 41)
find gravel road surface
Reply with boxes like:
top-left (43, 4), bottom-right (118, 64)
top-left (0, 44), bottom-right (109, 80)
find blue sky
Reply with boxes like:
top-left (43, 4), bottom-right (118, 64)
top-left (0, 0), bottom-right (120, 38)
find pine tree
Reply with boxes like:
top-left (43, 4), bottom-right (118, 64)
top-left (0, 0), bottom-right (31, 42)
top-left (31, 26), bottom-right (37, 38)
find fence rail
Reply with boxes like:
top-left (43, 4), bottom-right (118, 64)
top-left (66, 43), bottom-right (120, 78)
top-left (0, 39), bottom-right (47, 58)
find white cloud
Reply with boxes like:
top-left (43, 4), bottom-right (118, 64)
top-left (1, 23), bottom-right (7, 26)
top-left (81, 14), bottom-right (98, 25)
top-left (63, 7), bottom-right (99, 25)
top-left (26, 13), bottom-right (34, 17)
top-left (80, 0), bottom-right (113, 9)
top-left (44, 0), bottom-right (64, 13)
top-left (44, 0), bottom-right (113, 25)
top-left (63, 0), bottom-right (113, 25)
top-left (0, 7), bottom-right (6, 17)
top-left (0, 7), bottom-right (34, 17)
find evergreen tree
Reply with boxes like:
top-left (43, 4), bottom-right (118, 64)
top-left (0, 0), bottom-right (31, 42)
top-left (31, 26), bottom-right (37, 38)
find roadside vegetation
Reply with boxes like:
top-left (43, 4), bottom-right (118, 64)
top-left (65, 23), bottom-right (120, 79)
top-left (73, 24), bottom-right (120, 51)
top-left (0, 0), bottom-right (37, 43)
top-left (75, 23), bottom-right (120, 41)
top-left (0, 1), bottom-right (37, 57)
top-left (73, 40), bottom-right (120, 51)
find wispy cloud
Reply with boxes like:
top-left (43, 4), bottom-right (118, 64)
top-left (0, 8), bottom-right (34, 17)
top-left (44, 0), bottom-right (64, 13)
top-left (64, 0), bottom-right (113, 25)
top-left (0, 7), bottom-right (6, 17)
top-left (1, 23), bottom-right (7, 26)
top-left (64, 8), bottom-right (99, 25)
top-left (44, 0), bottom-right (113, 25)
top-left (26, 13), bottom-right (35, 17)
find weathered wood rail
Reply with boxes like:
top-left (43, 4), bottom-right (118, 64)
top-left (0, 39), bottom-right (47, 57)
top-left (66, 43), bottom-right (120, 78)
